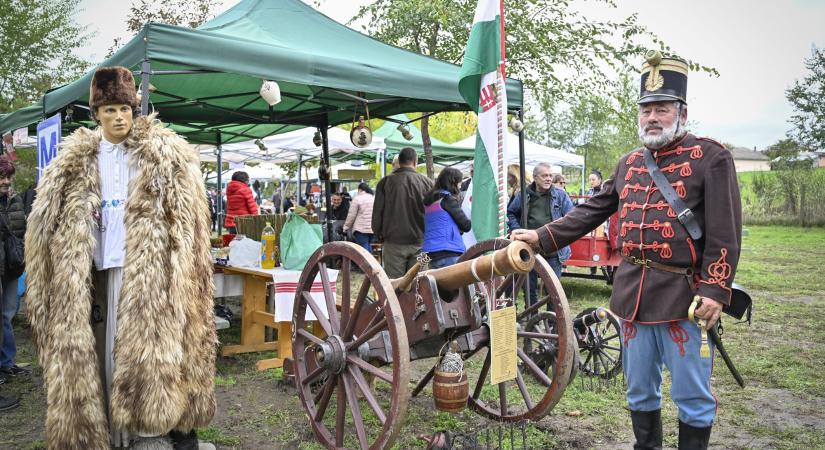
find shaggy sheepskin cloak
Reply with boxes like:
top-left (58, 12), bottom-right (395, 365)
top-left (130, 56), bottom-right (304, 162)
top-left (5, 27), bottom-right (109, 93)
top-left (25, 115), bottom-right (217, 449)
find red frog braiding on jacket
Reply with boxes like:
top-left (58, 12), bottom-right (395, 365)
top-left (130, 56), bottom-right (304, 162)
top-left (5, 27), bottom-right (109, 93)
top-left (529, 133), bottom-right (742, 324)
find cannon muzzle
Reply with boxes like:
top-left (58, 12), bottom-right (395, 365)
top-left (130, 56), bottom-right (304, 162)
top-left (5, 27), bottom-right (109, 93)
top-left (425, 241), bottom-right (535, 290)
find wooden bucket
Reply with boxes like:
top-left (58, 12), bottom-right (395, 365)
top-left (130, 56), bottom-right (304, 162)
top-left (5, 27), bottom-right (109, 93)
top-left (432, 370), bottom-right (469, 412)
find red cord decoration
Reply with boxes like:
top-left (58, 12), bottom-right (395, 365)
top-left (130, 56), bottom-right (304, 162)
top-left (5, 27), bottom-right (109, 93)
top-left (668, 321), bottom-right (689, 357)
top-left (622, 321), bottom-right (637, 346)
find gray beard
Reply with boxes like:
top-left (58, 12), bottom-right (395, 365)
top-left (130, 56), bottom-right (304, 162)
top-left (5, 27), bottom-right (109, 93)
top-left (638, 122), bottom-right (687, 150)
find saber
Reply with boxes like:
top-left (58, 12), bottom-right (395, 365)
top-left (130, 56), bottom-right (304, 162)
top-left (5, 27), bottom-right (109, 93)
top-left (689, 297), bottom-right (745, 388)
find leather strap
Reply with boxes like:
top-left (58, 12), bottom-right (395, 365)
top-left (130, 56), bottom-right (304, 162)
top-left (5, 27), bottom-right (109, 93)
top-left (643, 148), bottom-right (703, 240)
top-left (622, 255), bottom-right (694, 277)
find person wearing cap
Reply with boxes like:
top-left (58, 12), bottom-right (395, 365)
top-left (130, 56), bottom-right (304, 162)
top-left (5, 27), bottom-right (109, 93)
top-left (25, 67), bottom-right (216, 450)
top-left (512, 52), bottom-right (742, 450)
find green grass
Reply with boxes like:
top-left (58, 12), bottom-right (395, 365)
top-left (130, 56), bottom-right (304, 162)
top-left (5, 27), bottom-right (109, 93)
top-left (735, 226), bottom-right (825, 295)
top-left (195, 427), bottom-right (241, 446)
top-left (5, 225), bottom-right (825, 449)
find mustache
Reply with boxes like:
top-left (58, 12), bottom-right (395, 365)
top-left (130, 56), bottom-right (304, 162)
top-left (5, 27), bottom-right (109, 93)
top-left (645, 124), bottom-right (663, 132)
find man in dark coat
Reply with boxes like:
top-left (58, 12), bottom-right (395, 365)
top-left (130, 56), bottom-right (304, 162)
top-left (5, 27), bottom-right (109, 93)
top-left (507, 162), bottom-right (573, 305)
top-left (513, 53), bottom-right (741, 450)
top-left (372, 147), bottom-right (433, 278)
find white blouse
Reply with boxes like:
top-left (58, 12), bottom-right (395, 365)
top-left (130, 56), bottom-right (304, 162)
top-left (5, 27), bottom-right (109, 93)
top-left (93, 138), bottom-right (137, 270)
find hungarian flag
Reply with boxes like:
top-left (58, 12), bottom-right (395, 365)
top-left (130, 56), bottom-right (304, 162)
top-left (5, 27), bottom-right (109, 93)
top-left (459, 0), bottom-right (509, 241)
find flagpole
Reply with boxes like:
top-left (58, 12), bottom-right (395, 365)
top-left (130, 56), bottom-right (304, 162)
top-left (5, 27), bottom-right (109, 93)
top-left (495, 0), bottom-right (508, 237)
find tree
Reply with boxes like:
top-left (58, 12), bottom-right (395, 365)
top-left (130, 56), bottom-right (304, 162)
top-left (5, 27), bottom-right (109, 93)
top-left (526, 71), bottom-right (640, 188)
top-left (0, 0), bottom-right (91, 113)
top-left (347, 0), bottom-right (710, 177)
top-left (786, 46), bottom-right (825, 151)
top-left (108, 0), bottom-right (219, 55)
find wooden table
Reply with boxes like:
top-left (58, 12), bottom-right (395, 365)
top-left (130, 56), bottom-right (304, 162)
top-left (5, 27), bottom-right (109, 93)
top-left (219, 265), bottom-right (332, 371)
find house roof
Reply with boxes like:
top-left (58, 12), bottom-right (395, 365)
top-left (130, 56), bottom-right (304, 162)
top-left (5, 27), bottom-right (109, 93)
top-left (730, 147), bottom-right (769, 161)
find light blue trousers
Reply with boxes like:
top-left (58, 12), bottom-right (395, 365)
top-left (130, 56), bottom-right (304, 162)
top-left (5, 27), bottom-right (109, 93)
top-left (621, 319), bottom-right (717, 428)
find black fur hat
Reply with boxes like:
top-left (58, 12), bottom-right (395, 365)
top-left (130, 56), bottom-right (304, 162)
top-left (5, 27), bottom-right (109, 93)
top-left (89, 66), bottom-right (137, 110)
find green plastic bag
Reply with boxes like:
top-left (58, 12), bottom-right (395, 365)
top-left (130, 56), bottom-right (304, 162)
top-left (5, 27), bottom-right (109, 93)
top-left (280, 214), bottom-right (323, 270)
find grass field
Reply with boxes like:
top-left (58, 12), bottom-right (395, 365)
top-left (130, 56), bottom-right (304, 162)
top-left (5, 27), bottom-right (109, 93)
top-left (2, 225), bottom-right (824, 449)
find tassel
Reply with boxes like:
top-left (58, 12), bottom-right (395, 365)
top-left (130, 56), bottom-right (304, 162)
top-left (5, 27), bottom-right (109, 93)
top-left (691, 146), bottom-right (703, 159)
top-left (620, 185), bottom-right (629, 199)
top-left (699, 324), bottom-right (711, 358)
top-left (676, 183), bottom-right (686, 198)
top-left (667, 207), bottom-right (677, 218)
top-left (680, 163), bottom-right (692, 177)
top-left (660, 243), bottom-right (672, 259)
top-left (662, 223), bottom-right (674, 238)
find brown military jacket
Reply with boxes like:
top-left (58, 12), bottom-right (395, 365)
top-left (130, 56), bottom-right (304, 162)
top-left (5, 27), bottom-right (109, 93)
top-left (537, 134), bottom-right (742, 323)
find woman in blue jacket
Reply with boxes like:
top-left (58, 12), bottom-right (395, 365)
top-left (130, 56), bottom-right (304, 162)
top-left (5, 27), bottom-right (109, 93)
top-left (422, 168), bottom-right (472, 269)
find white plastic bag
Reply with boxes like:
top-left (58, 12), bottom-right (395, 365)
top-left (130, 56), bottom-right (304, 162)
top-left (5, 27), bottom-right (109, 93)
top-left (228, 237), bottom-right (262, 268)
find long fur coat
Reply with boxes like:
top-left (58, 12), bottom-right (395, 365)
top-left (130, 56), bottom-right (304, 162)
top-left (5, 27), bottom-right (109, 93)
top-left (25, 115), bottom-right (217, 449)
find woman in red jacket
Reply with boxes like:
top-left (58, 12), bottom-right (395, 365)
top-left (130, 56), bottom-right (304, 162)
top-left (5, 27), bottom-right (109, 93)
top-left (224, 171), bottom-right (259, 233)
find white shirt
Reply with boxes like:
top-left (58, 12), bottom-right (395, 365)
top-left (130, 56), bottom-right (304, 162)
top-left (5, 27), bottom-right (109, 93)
top-left (93, 138), bottom-right (137, 270)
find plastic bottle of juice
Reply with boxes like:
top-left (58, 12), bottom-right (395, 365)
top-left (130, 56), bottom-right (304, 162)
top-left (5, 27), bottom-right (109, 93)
top-left (261, 222), bottom-right (276, 269)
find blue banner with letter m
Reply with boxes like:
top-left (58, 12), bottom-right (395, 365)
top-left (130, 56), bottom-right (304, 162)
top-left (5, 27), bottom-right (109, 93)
top-left (36, 113), bottom-right (61, 182)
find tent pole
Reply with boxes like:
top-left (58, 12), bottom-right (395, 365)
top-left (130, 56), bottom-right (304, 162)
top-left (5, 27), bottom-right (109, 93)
top-left (518, 109), bottom-right (527, 232)
top-left (216, 130), bottom-right (223, 235)
top-left (140, 59), bottom-right (151, 116)
top-left (297, 153), bottom-right (302, 207)
top-left (518, 109), bottom-right (530, 303)
top-left (321, 119), bottom-right (333, 243)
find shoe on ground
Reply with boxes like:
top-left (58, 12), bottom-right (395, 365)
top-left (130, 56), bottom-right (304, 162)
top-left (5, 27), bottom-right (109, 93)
top-left (0, 394), bottom-right (20, 412)
top-left (0, 364), bottom-right (30, 377)
top-left (0, 373), bottom-right (6, 385)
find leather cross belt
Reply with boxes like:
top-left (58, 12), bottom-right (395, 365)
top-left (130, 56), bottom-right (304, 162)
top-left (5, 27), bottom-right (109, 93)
top-left (622, 255), bottom-right (694, 277)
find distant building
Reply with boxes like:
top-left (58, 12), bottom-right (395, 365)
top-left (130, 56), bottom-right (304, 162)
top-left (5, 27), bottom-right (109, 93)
top-left (730, 147), bottom-right (770, 172)
top-left (772, 150), bottom-right (825, 169)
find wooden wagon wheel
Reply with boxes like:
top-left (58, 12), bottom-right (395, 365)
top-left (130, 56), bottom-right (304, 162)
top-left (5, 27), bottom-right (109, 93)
top-left (457, 238), bottom-right (576, 421)
top-left (292, 242), bottom-right (410, 450)
top-left (575, 307), bottom-right (622, 379)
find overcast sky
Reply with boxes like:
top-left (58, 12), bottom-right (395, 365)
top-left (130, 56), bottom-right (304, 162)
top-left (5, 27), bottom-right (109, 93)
top-left (75, 0), bottom-right (825, 150)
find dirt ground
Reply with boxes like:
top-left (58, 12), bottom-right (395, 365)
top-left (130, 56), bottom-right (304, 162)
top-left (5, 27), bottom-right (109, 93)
top-left (3, 226), bottom-right (825, 449)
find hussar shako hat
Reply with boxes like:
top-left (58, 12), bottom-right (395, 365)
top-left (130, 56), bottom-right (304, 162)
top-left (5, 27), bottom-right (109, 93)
top-left (89, 66), bottom-right (138, 110)
top-left (638, 50), bottom-right (688, 105)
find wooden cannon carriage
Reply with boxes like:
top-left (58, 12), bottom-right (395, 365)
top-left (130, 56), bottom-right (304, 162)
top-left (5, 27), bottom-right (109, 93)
top-left (285, 239), bottom-right (581, 450)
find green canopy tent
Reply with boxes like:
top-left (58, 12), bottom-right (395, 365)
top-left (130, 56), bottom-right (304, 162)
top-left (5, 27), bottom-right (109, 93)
top-left (0, 0), bottom-right (524, 236)
top-left (372, 114), bottom-right (474, 169)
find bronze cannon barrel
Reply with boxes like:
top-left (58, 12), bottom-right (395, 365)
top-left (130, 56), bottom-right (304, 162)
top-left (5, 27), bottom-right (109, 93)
top-left (425, 241), bottom-right (535, 290)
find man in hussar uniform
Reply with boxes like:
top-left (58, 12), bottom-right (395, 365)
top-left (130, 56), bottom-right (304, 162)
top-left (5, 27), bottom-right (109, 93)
top-left (513, 53), bottom-right (741, 449)
top-left (26, 67), bottom-right (217, 450)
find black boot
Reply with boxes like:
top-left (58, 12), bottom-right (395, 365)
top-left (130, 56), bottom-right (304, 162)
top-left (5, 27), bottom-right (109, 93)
top-left (0, 393), bottom-right (20, 412)
top-left (678, 420), bottom-right (711, 450)
top-left (169, 430), bottom-right (197, 450)
top-left (630, 409), bottom-right (662, 450)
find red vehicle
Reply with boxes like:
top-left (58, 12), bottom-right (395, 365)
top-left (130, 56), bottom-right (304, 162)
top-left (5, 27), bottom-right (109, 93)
top-left (562, 198), bottom-right (620, 284)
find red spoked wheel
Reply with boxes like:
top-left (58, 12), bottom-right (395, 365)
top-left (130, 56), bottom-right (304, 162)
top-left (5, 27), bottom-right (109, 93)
top-left (292, 242), bottom-right (409, 450)
top-left (458, 238), bottom-right (576, 421)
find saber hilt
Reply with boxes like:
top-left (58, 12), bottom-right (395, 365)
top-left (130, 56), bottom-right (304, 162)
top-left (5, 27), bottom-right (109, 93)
top-left (688, 296), bottom-right (745, 388)
top-left (688, 297), bottom-right (711, 358)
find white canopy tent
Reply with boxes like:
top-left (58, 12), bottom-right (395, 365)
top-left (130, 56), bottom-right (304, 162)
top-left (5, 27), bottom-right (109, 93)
top-left (196, 126), bottom-right (385, 164)
top-left (452, 132), bottom-right (585, 192)
top-left (199, 127), bottom-right (385, 204)
top-left (452, 132), bottom-right (584, 168)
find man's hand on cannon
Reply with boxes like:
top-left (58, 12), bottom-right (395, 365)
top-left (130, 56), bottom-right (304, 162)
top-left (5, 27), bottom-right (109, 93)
top-left (693, 296), bottom-right (723, 329)
top-left (510, 228), bottom-right (540, 249)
